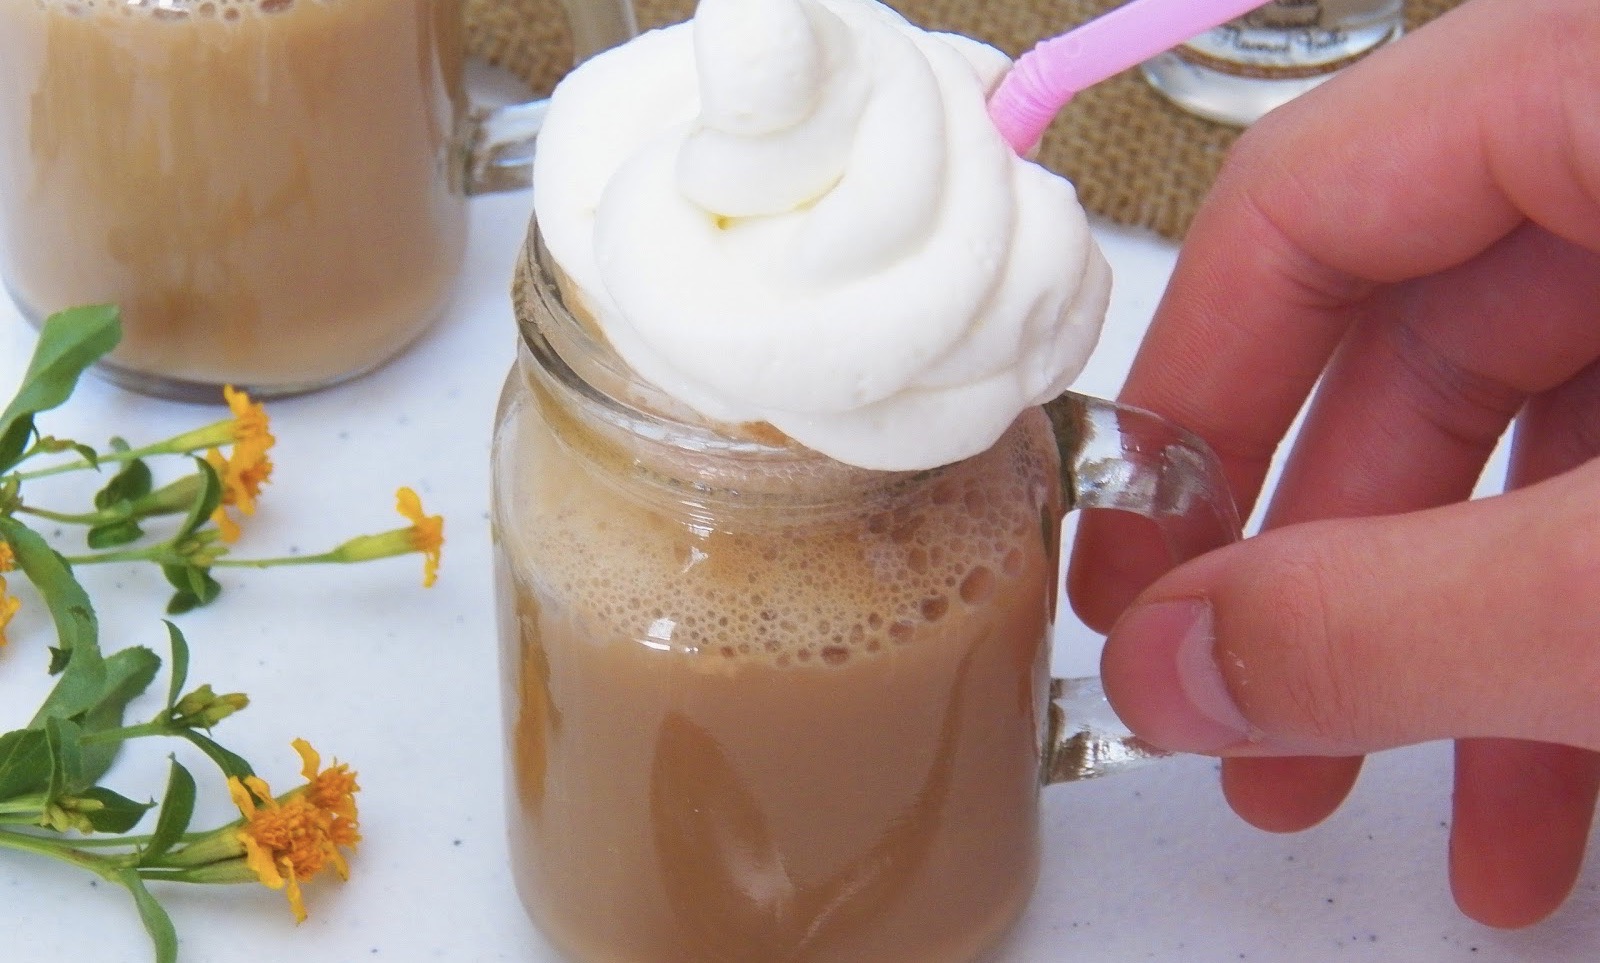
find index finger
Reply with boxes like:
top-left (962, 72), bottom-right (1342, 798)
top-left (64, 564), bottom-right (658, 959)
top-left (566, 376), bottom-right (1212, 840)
top-left (1069, 0), bottom-right (1600, 628)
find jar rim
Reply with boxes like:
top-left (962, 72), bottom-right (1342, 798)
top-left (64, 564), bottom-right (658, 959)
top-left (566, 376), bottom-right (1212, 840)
top-left (511, 217), bottom-right (931, 514)
top-left (515, 218), bottom-right (819, 461)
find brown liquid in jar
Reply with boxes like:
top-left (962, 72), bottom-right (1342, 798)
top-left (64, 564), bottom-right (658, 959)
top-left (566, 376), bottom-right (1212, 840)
top-left (493, 323), bottom-right (1063, 961)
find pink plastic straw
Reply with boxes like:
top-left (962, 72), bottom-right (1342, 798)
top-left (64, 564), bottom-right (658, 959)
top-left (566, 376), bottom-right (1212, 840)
top-left (989, 0), bottom-right (1269, 153)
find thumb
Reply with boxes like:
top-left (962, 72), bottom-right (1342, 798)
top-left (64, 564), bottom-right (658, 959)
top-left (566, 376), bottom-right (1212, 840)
top-left (1100, 458), bottom-right (1600, 757)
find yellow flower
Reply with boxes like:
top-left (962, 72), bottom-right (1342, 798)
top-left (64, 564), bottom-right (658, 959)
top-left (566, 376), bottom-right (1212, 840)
top-left (222, 383), bottom-right (274, 455)
top-left (0, 576), bottom-right (18, 648)
top-left (228, 739), bottom-right (360, 924)
top-left (206, 386), bottom-right (275, 542)
top-left (395, 487), bottom-right (443, 587)
top-left (205, 448), bottom-right (273, 542)
top-left (296, 738), bottom-right (360, 822)
top-left (0, 543), bottom-right (17, 645)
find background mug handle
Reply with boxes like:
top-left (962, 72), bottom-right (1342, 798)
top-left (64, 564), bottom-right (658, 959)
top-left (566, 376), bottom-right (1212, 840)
top-left (1040, 391), bottom-right (1243, 783)
top-left (463, 0), bottom-right (638, 195)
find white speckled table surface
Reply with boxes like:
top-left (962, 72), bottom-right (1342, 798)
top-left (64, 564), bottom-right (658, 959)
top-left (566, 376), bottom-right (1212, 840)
top-left (2, 186), bottom-right (1596, 963)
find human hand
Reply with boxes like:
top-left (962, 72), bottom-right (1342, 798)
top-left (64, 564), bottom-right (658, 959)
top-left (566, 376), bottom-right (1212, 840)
top-left (1067, 0), bottom-right (1600, 929)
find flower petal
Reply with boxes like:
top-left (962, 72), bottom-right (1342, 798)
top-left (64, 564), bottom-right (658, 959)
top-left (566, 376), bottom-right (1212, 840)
top-left (293, 738), bottom-right (321, 782)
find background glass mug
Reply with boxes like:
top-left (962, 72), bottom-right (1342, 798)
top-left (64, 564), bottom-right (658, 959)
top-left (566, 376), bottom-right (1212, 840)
top-left (0, 0), bottom-right (634, 401)
top-left (1141, 0), bottom-right (1405, 126)
top-left (491, 223), bottom-right (1243, 963)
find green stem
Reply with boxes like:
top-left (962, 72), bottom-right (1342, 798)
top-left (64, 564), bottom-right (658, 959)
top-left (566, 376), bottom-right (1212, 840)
top-left (211, 550), bottom-right (344, 569)
top-left (80, 721), bottom-right (172, 746)
top-left (14, 503), bottom-right (118, 526)
top-left (65, 548), bottom-right (335, 570)
top-left (67, 830), bottom-right (212, 849)
top-left (12, 443), bottom-right (160, 482)
top-left (0, 827), bottom-right (128, 879)
top-left (61, 546), bottom-right (182, 567)
top-left (133, 869), bottom-right (198, 883)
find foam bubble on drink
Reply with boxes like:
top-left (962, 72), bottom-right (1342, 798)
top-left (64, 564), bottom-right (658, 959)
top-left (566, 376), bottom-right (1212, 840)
top-left (513, 413), bottom-right (1057, 669)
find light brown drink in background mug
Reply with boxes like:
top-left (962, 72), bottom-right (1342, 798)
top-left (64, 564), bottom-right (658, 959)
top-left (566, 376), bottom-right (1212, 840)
top-left (0, 0), bottom-right (634, 400)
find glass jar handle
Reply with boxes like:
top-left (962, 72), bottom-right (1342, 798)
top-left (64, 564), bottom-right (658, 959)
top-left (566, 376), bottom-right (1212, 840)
top-left (1039, 391), bottom-right (1242, 782)
top-left (463, 0), bottom-right (638, 195)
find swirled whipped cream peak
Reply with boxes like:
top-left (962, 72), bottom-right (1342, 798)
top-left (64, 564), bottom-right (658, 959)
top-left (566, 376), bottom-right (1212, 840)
top-left (532, 0), bottom-right (1111, 472)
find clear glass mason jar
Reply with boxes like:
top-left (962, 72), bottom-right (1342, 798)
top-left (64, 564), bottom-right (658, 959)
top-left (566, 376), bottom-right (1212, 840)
top-left (491, 222), bottom-right (1240, 963)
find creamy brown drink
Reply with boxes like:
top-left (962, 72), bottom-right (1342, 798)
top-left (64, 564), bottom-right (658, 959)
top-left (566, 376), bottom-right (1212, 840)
top-left (494, 240), bottom-right (1063, 961)
top-left (0, 0), bottom-right (469, 396)
top-left (493, 0), bottom-right (1131, 959)
top-left (492, 230), bottom-right (1246, 960)
top-left (493, 5), bottom-right (1246, 954)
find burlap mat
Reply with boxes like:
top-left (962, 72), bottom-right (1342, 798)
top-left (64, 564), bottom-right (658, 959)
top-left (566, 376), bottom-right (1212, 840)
top-left (468, 0), bottom-right (1464, 239)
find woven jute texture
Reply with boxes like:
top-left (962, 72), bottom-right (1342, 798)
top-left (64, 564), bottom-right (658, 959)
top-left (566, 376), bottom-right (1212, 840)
top-left (466, 0), bottom-right (1465, 239)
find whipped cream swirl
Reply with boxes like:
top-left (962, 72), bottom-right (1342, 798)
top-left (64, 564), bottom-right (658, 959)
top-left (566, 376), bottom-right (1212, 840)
top-left (532, 0), bottom-right (1111, 471)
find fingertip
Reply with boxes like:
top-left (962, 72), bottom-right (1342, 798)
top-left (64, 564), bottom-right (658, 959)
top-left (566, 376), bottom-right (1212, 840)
top-left (1450, 839), bottom-right (1572, 930)
top-left (1448, 739), bottom-right (1600, 929)
top-left (1101, 597), bottom-right (1253, 754)
top-left (1220, 756), bottom-right (1362, 833)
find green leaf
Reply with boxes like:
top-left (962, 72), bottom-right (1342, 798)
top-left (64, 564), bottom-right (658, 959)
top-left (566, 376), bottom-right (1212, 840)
top-left (46, 646), bottom-right (70, 676)
top-left (82, 443), bottom-right (151, 548)
top-left (157, 458), bottom-right (225, 614)
top-left (118, 870), bottom-right (179, 963)
top-left (29, 643), bottom-right (148, 728)
top-left (76, 786), bottom-right (155, 834)
top-left (75, 646), bottom-right (162, 784)
top-left (84, 646), bottom-right (162, 725)
top-left (162, 622), bottom-right (190, 711)
top-left (0, 515), bottom-right (98, 667)
top-left (173, 455), bottom-right (221, 543)
top-left (177, 729), bottom-right (254, 782)
top-left (87, 519), bottom-right (145, 549)
top-left (44, 716), bottom-right (87, 800)
top-left (161, 564), bottom-right (221, 616)
top-left (140, 758), bottom-right (196, 864)
top-left (94, 455), bottom-right (153, 510)
top-left (0, 304), bottom-right (121, 473)
top-left (38, 643), bottom-right (110, 713)
top-left (0, 729), bottom-right (51, 800)
top-left (24, 642), bottom-right (159, 800)
top-left (33, 435), bottom-right (100, 465)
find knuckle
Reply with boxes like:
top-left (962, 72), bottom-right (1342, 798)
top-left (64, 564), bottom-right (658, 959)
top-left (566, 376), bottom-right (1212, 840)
top-left (1384, 320), bottom-right (1525, 453)
top-left (1227, 534), bottom-right (1372, 748)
